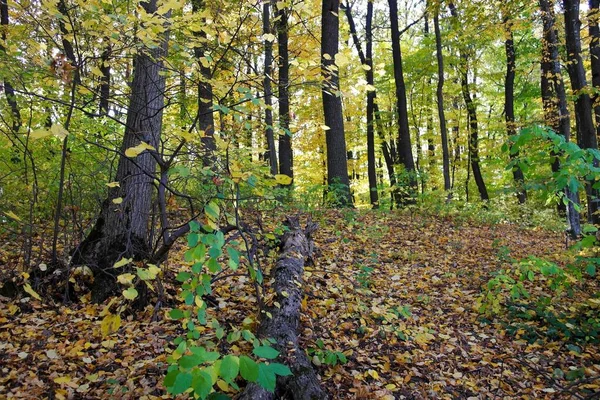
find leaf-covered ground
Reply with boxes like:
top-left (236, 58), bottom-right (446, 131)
top-left (1, 210), bottom-right (599, 399)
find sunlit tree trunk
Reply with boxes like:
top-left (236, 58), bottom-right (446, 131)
top-left (321, 0), bottom-right (352, 206)
top-left (277, 5), bottom-right (293, 181)
top-left (263, 0), bottom-right (278, 175)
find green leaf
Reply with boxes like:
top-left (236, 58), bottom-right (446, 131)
top-left (122, 287), bottom-right (138, 300)
top-left (219, 355), bottom-right (239, 382)
top-left (268, 362), bottom-right (292, 376)
top-left (169, 309), bottom-right (185, 320)
top-left (179, 354), bottom-right (203, 369)
top-left (586, 263), bottom-right (597, 276)
top-left (256, 362), bottom-right (276, 392)
top-left (172, 371), bottom-right (192, 395)
top-left (176, 271), bottom-right (192, 282)
top-left (205, 201), bottom-right (220, 221)
top-left (239, 356), bottom-right (259, 382)
top-left (164, 368), bottom-right (179, 388)
top-left (253, 345), bottom-right (279, 359)
top-left (192, 370), bottom-right (213, 399)
top-left (188, 233), bottom-right (199, 247)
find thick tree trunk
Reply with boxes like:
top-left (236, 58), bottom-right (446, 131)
top-left (321, 0), bottom-right (352, 206)
top-left (191, 0), bottom-right (216, 163)
top-left (238, 217), bottom-right (328, 400)
top-left (589, 0), bottom-right (600, 141)
top-left (343, 2), bottom-right (379, 208)
top-left (563, 0), bottom-right (600, 224)
top-left (540, 0), bottom-right (581, 236)
top-left (73, 0), bottom-right (168, 302)
top-left (277, 6), bottom-right (293, 181)
top-left (388, 0), bottom-right (417, 203)
top-left (263, 0), bottom-right (278, 175)
top-left (449, 1), bottom-right (489, 202)
top-left (504, 17), bottom-right (527, 204)
top-left (433, 9), bottom-right (451, 193)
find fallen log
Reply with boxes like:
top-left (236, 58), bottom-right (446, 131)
top-left (237, 216), bottom-right (328, 400)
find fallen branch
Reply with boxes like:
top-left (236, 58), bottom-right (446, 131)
top-left (237, 216), bottom-right (328, 400)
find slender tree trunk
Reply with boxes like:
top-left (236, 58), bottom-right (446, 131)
top-left (433, 8), bottom-right (451, 193)
top-left (99, 44), bottom-right (111, 115)
top-left (191, 0), bottom-right (216, 163)
top-left (589, 0), bottom-right (600, 141)
top-left (449, 1), bottom-right (489, 201)
top-left (73, 0), bottom-right (169, 302)
top-left (277, 6), bottom-right (293, 181)
top-left (389, 0), bottom-right (417, 203)
top-left (540, 0), bottom-right (581, 236)
top-left (343, 2), bottom-right (379, 208)
top-left (563, 0), bottom-right (600, 224)
top-left (321, 0), bottom-right (352, 206)
top-left (263, 0), bottom-right (278, 175)
top-left (0, 0), bottom-right (20, 134)
top-left (504, 16), bottom-right (527, 204)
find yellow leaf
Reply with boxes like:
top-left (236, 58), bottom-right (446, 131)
top-left (54, 376), bottom-right (71, 385)
top-left (23, 283), bottom-right (41, 300)
top-left (29, 128), bottom-right (52, 140)
top-left (50, 124), bottom-right (69, 139)
top-left (262, 33), bottom-right (276, 42)
top-left (90, 66), bottom-right (105, 77)
top-left (334, 52), bottom-right (349, 67)
top-left (112, 197), bottom-right (123, 204)
top-left (367, 369), bottom-right (380, 380)
top-left (274, 174), bottom-right (293, 185)
top-left (113, 257), bottom-right (131, 268)
top-left (365, 84), bottom-right (377, 92)
top-left (216, 379), bottom-right (229, 391)
top-left (105, 182), bottom-right (120, 188)
top-left (122, 287), bottom-right (138, 300)
top-left (117, 273), bottom-right (135, 285)
top-left (124, 141), bottom-right (155, 157)
top-left (362, 64), bottom-right (372, 71)
top-left (100, 313), bottom-right (121, 336)
top-left (320, 125), bottom-right (330, 130)
top-left (4, 211), bottom-right (21, 221)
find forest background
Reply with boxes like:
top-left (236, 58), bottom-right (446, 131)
top-left (1, 0), bottom-right (600, 398)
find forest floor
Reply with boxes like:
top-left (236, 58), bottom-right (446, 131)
top-left (1, 209), bottom-right (599, 399)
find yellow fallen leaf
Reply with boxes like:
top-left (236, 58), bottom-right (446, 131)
top-left (23, 283), bottom-right (41, 300)
top-left (4, 211), bottom-right (21, 221)
top-left (100, 313), bottom-right (121, 336)
top-left (54, 376), bottom-right (71, 384)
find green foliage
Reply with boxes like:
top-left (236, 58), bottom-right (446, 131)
top-left (164, 210), bottom-right (292, 398)
top-left (307, 339), bottom-right (348, 367)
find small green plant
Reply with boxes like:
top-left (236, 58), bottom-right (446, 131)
top-left (307, 339), bottom-right (348, 367)
top-left (356, 264), bottom-right (374, 288)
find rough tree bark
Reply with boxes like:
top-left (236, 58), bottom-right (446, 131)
top-left (321, 0), bottom-right (352, 206)
top-left (72, 0), bottom-right (168, 302)
top-left (238, 217), bottom-right (328, 400)
top-left (589, 0), bottom-right (600, 140)
top-left (540, 0), bottom-right (581, 236)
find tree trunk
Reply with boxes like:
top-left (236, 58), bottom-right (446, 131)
top-left (277, 5), bottom-right (293, 181)
top-left (388, 0), bottom-right (417, 203)
top-left (99, 44), bottom-right (111, 115)
top-left (589, 0), bottom-right (600, 141)
top-left (563, 0), bottom-right (600, 224)
top-left (238, 217), bottom-right (328, 400)
top-left (449, 1), bottom-right (489, 202)
top-left (73, 0), bottom-right (168, 303)
top-left (321, 0), bottom-right (352, 206)
top-left (504, 16), bottom-right (527, 204)
top-left (343, 2), bottom-right (379, 208)
top-left (433, 7), bottom-right (451, 193)
top-left (1, 0), bottom-right (20, 134)
top-left (540, 0), bottom-right (581, 236)
top-left (263, 0), bottom-right (278, 175)
top-left (192, 0), bottom-right (216, 163)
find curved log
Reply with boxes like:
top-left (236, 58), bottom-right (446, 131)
top-left (237, 217), bottom-right (328, 400)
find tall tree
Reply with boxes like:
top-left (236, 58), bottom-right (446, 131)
top-left (540, 0), bottom-right (580, 236)
top-left (0, 0), bottom-right (20, 134)
top-left (73, 0), bottom-right (169, 302)
top-left (588, 0), bottom-right (600, 140)
top-left (449, 1), bottom-right (489, 201)
top-left (192, 0), bottom-right (216, 163)
top-left (503, 13), bottom-right (527, 204)
top-left (433, 3), bottom-right (451, 193)
top-left (563, 0), bottom-right (600, 224)
top-left (388, 0), bottom-right (417, 202)
top-left (263, 0), bottom-right (278, 175)
top-left (343, 2), bottom-right (379, 208)
top-left (321, 0), bottom-right (352, 206)
top-left (277, 4), bottom-right (293, 181)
